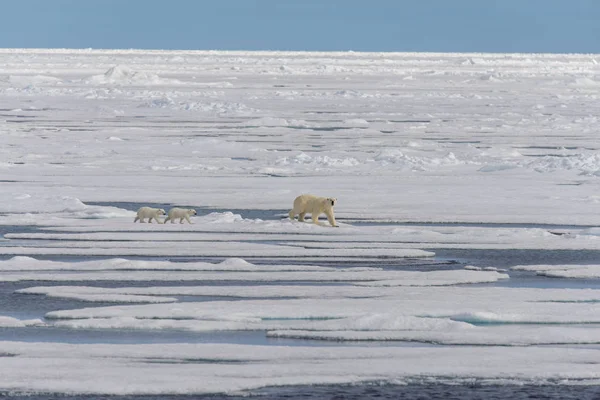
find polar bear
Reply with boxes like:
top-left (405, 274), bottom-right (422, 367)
top-left (289, 194), bottom-right (338, 227)
top-left (164, 208), bottom-right (197, 224)
top-left (134, 207), bottom-right (165, 223)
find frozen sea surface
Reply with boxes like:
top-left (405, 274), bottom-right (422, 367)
top-left (2, 49), bottom-right (600, 396)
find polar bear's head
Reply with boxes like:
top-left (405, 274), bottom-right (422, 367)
top-left (158, 209), bottom-right (166, 215)
top-left (327, 198), bottom-right (337, 207)
top-left (188, 209), bottom-right (197, 215)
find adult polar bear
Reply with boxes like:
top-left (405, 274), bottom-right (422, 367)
top-left (289, 194), bottom-right (338, 227)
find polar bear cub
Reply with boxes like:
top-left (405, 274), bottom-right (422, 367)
top-left (289, 194), bottom-right (338, 227)
top-left (134, 207), bottom-right (166, 224)
top-left (164, 208), bottom-right (197, 224)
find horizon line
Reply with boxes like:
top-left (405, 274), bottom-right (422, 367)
top-left (0, 47), bottom-right (599, 57)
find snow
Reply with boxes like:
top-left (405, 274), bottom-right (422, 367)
top-left (0, 243), bottom-right (432, 258)
top-left (42, 287), bottom-right (600, 326)
top-left (88, 65), bottom-right (183, 86)
top-left (0, 194), bottom-right (132, 217)
top-left (2, 264), bottom-right (486, 283)
top-left (2, 48), bottom-right (600, 394)
top-left (513, 264), bottom-right (600, 279)
top-left (267, 325), bottom-right (600, 346)
top-left (0, 317), bottom-right (44, 328)
top-left (0, 342), bottom-right (600, 395)
top-left (5, 221), bottom-right (600, 251)
top-left (0, 256), bottom-right (341, 272)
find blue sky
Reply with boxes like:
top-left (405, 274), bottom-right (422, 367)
top-left (1, 0), bottom-right (599, 53)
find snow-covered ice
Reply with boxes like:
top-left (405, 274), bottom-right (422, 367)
top-left (1, 342), bottom-right (600, 395)
top-left (513, 264), bottom-right (600, 279)
top-left (2, 49), bottom-right (600, 394)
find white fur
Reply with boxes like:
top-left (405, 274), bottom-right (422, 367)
top-left (134, 207), bottom-right (165, 224)
top-left (289, 194), bottom-right (338, 227)
top-left (164, 208), bottom-right (197, 224)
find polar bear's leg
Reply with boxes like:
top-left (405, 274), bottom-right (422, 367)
top-left (311, 213), bottom-right (320, 225)
top-left (164, 216), bottom-right (171, 224)
top-left (325, 210), bottom-right (338, 227)
top-left (134, 216), bottom-right (140, 223)
top-left (298, 212), bottom-right (306, 222)
top-left (289, 209), bottom-right (297, 221)
top-left (184, 215), bottom-right (192, 224)
top-left (153, 216), bottom-right (163, 224)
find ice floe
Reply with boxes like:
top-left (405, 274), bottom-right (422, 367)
top-left (0, 342), bottom-right (600, 394)
top-left (513, 264), bottom-right (600, 279)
